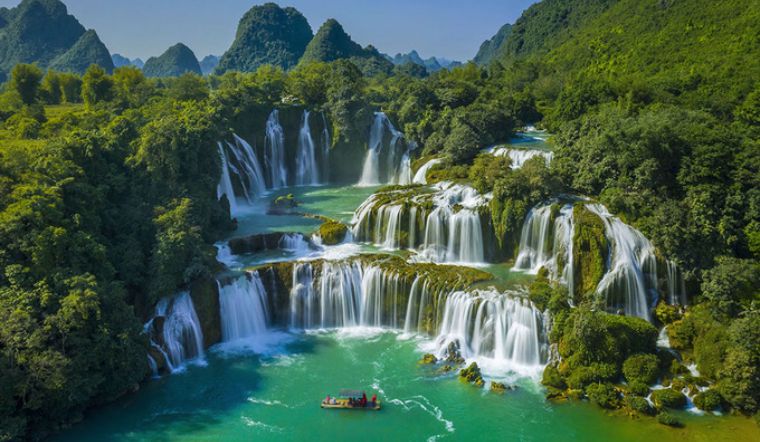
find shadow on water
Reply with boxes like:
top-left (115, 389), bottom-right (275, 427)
top-left (54, 333), bottom-right (324, 442)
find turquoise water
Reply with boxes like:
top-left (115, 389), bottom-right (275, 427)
top-left (55, 169), bottom-right (759, 441)
top-left (56, 332), bottom-right (757, 442)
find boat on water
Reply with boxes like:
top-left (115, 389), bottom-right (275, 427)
top-left (321, 389), bottom-right (381, 411)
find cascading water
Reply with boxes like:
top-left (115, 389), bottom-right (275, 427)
top-left (320, 112), bottom-right (331, 182)
top-left (666, 260), bottom-right (687, 305)
top-left (295, 110), bottom-right (320, 186)
top-left (358, 112), bottom-right (409, 186)
top-left (586, 204), bottom-right (656, 321)
top-left (433, 290), bottom-right (547, 374)
top-left (151, 292), bottom-right (205, 369)
top-left (513, 203), bottom-right (575, 294)
top-left (413, 158), bottom-right (443, 184)
top-left (492, 147), bottom-right (553, 169)
top-left (265, 110), bottom-right (288, 188)
top-left (218, 272), bottom-right (270, 341)
top-left (217, 134), bottom-right (268, 216)
top-left (352, 182), bottom-right (490, 264)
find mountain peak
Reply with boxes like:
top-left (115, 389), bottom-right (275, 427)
top-left (142, 42), bottom-right (201, 77)
top-left (216, 2), bottom-right (312, 73)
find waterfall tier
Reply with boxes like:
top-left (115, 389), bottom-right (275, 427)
top-left (295, 110), bottom-right (320, 186)
top-left (412, 158), bottom-right (444, 184)
top-left (358, 112), bottom-right (414, 186)
top-left (351, 182), bottom-right (493, 264)
top-left (219, 272), bottom-right (270, 341)
top-left (146, 292), bottom-right (205, 372)
top-left (491, 147), bottom-right (553, 169)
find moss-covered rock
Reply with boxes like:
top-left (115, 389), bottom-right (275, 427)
top-left (693, 389), bottom-right (722, 411)
top-left (651, 388), bottom-right (687, 409)
top-left (626, 380), bottom-right (651, 397)
top-left (318, 219), bottom-right (348, 245)
top-left (228, 232), bottom-right (287, 255)
top-left (190, 276), bottom-right (222, 347)
top-left (459, 362), bottom-right (484, 387)
top-left (625, 395), bottom-right (654, 415)
top-left (419, 353), bottom-right (438, 365)
top-left (622, 353), bottom-right (660, 385)
top-left (542, 365), bottom-right (566, 390)
top-left (490, 382), bottom-right (513, 393)
top-left (586, 383), bottom-right (620, 409)
top-left (656, 411), bottom-right (683, 427)
top-left (572, 205), bottom-right (608, 304)
top-left (268, 193), bottom-right (299, 214)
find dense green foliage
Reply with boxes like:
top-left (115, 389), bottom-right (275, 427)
top-left (142, 43), bottom-right (202, 78)
top-left (473, 24), bottom-right (512, 66)
top-left (216, 3), bottom-right (313, 74)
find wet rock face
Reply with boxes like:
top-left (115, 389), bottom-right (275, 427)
top-left (190, 277), bottom-right (222, 347)
top-left (228, 232), bottom-right (287, 255)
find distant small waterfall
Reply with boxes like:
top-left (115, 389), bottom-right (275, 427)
top-left (358, 112), bottom-right (410, 186)
top-left (265, 110), bottom-right (287, 188)
top-left (492, 147), bottom-right (553, 169)
top-left (218, 272), bottom-right (270, 341)
top-left (320, 112), bottom-right (331, 182)
top-left (295, 110), bottom-right (319, 186)
top-left (217, 135), bottom-right (267, 216)
top-left (513, 204), bottom-right (575, 294)
top-left (413, 158), bottom-right (443, 184)
top-left (666, 260), bottom-right (687, 305)
top-left (586, 203), bottom-right (656, 321)
top-left (149, 292), bottom-right (204, 370)
top-left (433, 290), bottom-right (547, 370)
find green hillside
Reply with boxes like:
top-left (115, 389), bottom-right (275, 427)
top-left (473, 23), bottom-right (512, 65)
top-left (49, 29), bottom-right (114, 74)
top-left (215, 2), bottom-right (313, 73)
top-left (142, 43), bottom-right (202, 78)
top-left (300, 18), bottom-right (393, 75)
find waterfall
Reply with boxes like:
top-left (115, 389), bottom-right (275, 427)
top-left (217, 134), bottom-right (267, 216)
top-left (295, 110), bottom-right (320, 186)
top-left (413, 158), bottom-right (443, 184)
top-left (395, 149), bottom-right (412, 185)
top-left (586, 204), bottom-right (656, 321)
top-left (666, 260), bottom-right (687, 305)
top-left (492, 147), bottom-right (553, 169)
top-left (216, 143), bottom-right (238, 216)
top-left (320, 112), bottom-right (331, 183)
top-left (152, 292), bottom-right (204, 369)
top-left (352, 182), bottom-right (490, 264)
top-left (265, 110), bottom-right (287, 188)
top-left (358, 112), bottom-right (408, 186)
top-left (279, 233), bottom-right (311, 253)
top-left (433, 290), bottom-right (547, 372)
top-left (219, 272), bottom-right (270, 341)
top-left (513, 203), bottom-right (575, 294)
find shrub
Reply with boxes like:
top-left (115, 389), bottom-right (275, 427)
top-left (655, 302), bottom-right (682, 324)
top-left (651, 388), bottom-right (687, 409)
top-left (623, 353), bottom-right (660, 385)
top-left (586, 383), bottom-right (620, 409)
top-left (657, 412), bottom-right (683, 427)
top-left (542, 365), bottom-right (566, 390)
top-left (625, 396), bottom-right (654, 415)
top-left (693, 390), bottom-right (722, 411)
top-left (626, 380), bottom-right (651, 397)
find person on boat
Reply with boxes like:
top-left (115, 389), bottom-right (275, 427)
top-left (361, 392), bottom-right (367, 407)
top-left (348, 397), bottom-right (353, 406)
top-left (324, 395), bottom-right (330, 405)
top-left (371, 394), bottom-right (377, 406)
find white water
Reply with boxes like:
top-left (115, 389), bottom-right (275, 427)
top-left (295, 110), bottom-right (320, 186)
top-left (492, 147), bottom-right (553, 169)
top-left (320, 112), bottom-right (331, 182)
top-left (412, 158), bottom-right (443, 184)
top-left (219, 272), bottom-right (270, 341)
top-left (358, 112), bottom-right (409, 186)
top-left (152, 292), bottom-right (205, 369)
top-left (265, 110), bottom-right (288, 188)
top-left (666, 260), bottom-right (687, 305)
top-left (217, 135), bottom-right (267, 216)
top-left (586, 204), bottom-right (656, 321)
top-left (513, 204), bottom-right (575, 295)
top-left (431, 290), bottom-right (547, 375)
top-left (352, 182), bottom-right (490, 264)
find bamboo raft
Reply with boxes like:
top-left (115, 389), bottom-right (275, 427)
top-left (321, 390), bottom-right (381, 411)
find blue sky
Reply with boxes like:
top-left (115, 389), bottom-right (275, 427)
top-left (0, 0), bottom-right (537, 61)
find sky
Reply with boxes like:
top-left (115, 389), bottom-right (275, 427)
top-left (0, 0), bottom-right (537, 61)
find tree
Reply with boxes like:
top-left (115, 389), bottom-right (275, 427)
top-left (40, 70), bottom-right (62, 104)
top-left (9, 64), bottom-right (43, 105)
top-left (81, 64), bottom-right (113, 107)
